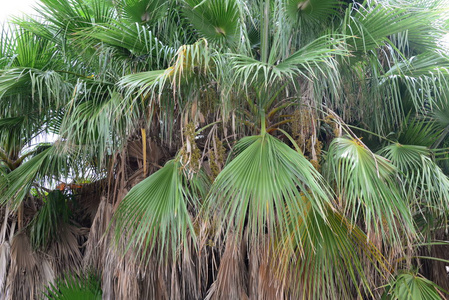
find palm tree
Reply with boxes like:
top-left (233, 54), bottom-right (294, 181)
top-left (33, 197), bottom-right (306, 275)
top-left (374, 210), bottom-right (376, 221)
top-left (1, 0), bottom-right (449, 299)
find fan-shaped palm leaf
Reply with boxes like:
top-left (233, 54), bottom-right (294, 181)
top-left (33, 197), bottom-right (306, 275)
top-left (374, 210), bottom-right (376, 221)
top-left (380, 144), bottom-right (449, 217)
top-left (207, 132), bottom-right (332, 245)
top-left (382, 272), bottom-right (446, 300)
top-left (60, 90), bottom-right (136, 166)
top-left (393, 116), bottom-right (440, 147)
top-left (118, 0), bottom-right (168, 25)
top-left (231, 34), bottom-right (347, 87)
top-left (0, 68), bottom-right (71, 112)
top-left (113, 160), bottom-right (209, 262)
top-left (0, 116), bottom-right (43, 162)
top-left (343, 3), bottom-right (436, 52)
top-left (284, 0), bottom-right (342, 24)
top-left (78, 21), bottom-right (174, 70)
top-left (119, 38), bottom-right (212, 98)
top-left (182, 0), bottom-right (241, 45)
top-left (43, 272), bottom-right (102, 300)
top-left (36, 0), bottom-right (114, 34)
top-left (384, 52), bottom-right (449, 78)
top-left (29, 190), bottom-right (71, 250)
top-left (284, 207), bottom-right (391, 299)
top-left (325, 137), bottom-right (415, 244)
top-left (0, 144), bottom-right (73, 210)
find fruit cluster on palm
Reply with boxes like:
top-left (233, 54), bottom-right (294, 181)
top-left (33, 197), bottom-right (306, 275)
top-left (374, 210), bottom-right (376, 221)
top-left (1, 0), bottom-right (449, 299)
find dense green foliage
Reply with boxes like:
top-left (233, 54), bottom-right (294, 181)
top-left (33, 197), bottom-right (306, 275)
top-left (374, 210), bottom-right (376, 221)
top-left (1, 0), bottom-right (449, 299)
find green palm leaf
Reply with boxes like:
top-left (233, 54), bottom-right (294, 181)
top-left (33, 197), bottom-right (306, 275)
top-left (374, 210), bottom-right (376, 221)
top-left (43, 272), bottom-right (102, 300)
top-left (284, 0), bottom-right (343, 24)
top-left (78, 21), bottom-right (174, 70)
top-left (119, 39), bottom-right (212, 98)
top-left (0, 116), bottom-right (42, 160)
top-left (113, 160), bottom-right (208, 261)
top-left (60, 90), bottom-right (135, 166)
top-left (231, 34), bottom-right (348, 87)
top-left (393, 116), bottom-right (440, 147)
top-left (380, 144), bottom-right (449, 216)
top-left (119, 69), bottom-right (167, 98)
top-left (382, 272), bottom-right (445, 300)
top-left (118, 0), bottom-right (168, 25)
top-left (325, 137), bottom-right (415, 243)
top-left (29, 190), bottom-right (71, 250)
top-left (384, 52), bottom-right (449, 78)
top-left (8, 28), bottom-right (58, 70)
top-left (0, 144), bottom-right (73, 210)
top-left (343, 3), bottom-right (436, 52)
top-left (207, 132), bottom-right (332, 245)
top-left (286, 207), bottom-right (391, 299)
top-left (182, 0), bottom-right (241, 45)
top-left (36, 0), bottom-right (114, 34)
top-left (0, 68), bottom-right (71, 112)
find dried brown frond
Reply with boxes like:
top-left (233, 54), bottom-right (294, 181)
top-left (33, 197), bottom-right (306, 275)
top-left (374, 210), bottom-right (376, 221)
top-left (205, 235), bottom-right (248, 300)
top-left (47, 224), bottom-right (87, 276)
top-left (248, 240), bottom-right (287, 300)
top-left (74, 179), bottom-right (106, 222)
top-left (0, 242), bottom-right (10, 298)
top-left (5, 233), bottom-right (54, 300)
top-left (127, 138), bottom-right (165, 176)
top-left (83, 197), bottom-right (113, 273)
top-left (85, 195), bottom-right (171, 299)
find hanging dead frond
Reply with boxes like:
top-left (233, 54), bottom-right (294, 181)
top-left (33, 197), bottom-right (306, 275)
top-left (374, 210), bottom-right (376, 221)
top-left (205, 235), bottom-right (248, 300)
top-left (5, 233), bottom-right (54, 300)
top-left (0, 242), bottom-right (10, 299)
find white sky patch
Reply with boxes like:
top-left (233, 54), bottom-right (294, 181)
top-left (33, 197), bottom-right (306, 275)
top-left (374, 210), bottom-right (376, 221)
top-left (0, 0), bottom-right (38, 23)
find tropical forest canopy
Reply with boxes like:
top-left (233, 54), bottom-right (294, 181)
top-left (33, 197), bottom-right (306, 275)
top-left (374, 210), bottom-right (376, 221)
top-left (1, 0), bottom-right (449, 299)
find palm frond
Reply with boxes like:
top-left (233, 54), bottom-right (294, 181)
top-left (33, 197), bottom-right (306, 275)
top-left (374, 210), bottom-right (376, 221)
top-left (182, 0), bottom-right (241, 46)
top-left (119, 38), bottom-right (212, 98)
top-left (284, 0), bottom-right (343, 24)
top-left (43, 272), bottom-right (102, 299)
top-left (0, 116), bottom-right (43, 160)
top-left (207, 132), bottom-right (332, 245)
top-left (77, 21), bottom-right (174, 70)
top-left (388, 0), bottom-right (448, 54)
top-left (380, 143), bottom-right (449, 217)
top-left (380, 51), bottom-right (449, 114)
top-left (36, 0), bottom-right (115, 34)
top-left (118, 69), bottom-right (166, 97)
top-left (325, 137), bottom-right (415, 244)
top-left (431, 95), bottom-right (449, 147)
top-left (0, 68), bottom-right (71, 112)
top-left (394, 115), bottom-right (440, 147)
top-left (384, 52), bottom-right (449, 78)
top-left (343, 3), bottom-right (437, 52)
top-left (284, 207), bottom-right (391, 299)
top-left (117, 0), bottom-right (168, 25)
top-left (382, 272), bottom-right (446, 300)
top-left (0, 25), bottom-right (15, 69)
top-left (29, 190), bottom-right (71, 250)
top-left (113, 160), bottom-right (208, 262)
top-left (0, 144), bottom-right (73, 210)
top-left (230, 34), bottom-right (348, 88)
top-left (59, 89), bottom-right (135, 167)
top-left (11, 28), bottom-right (58, 69)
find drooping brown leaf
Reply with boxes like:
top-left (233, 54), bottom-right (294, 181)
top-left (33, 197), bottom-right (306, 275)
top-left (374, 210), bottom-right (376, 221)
top-left (5, 233), bottom-right (54, 300)
top-left (205, 234), bottom-right (249, 300)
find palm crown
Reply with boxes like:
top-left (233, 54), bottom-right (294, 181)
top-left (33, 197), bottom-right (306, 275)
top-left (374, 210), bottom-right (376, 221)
top-left (1, 0), bottom-right (449, 299)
